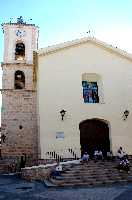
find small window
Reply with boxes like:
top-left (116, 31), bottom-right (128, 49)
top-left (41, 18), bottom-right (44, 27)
top-left (82, 81), bottom-right (99, 103)
top-left (15, 42), bottom-right (25, 60)
top-left (14, 70), bottom-right (25, 89)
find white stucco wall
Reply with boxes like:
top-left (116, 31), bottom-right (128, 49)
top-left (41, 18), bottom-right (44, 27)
top-left (38, 41), bottom-right (132, 159)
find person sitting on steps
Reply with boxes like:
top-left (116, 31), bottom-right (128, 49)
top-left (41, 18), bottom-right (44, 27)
top-left (81, 152), bottom-right (89, 163)
top-left (117, 155), bottom-right (130, 173)
top-left (50, 162), bottom-right (63, 179)
top-left (94, 149), bottom-right (99, 162)
top-left (98, 150), bottom-right (104, 160)
top-left (94, 149), bottom-right (103, 161)
top-left (117, 146), bottom-right (127, 160)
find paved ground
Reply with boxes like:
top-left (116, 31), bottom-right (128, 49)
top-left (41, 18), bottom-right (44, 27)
top-left (0, 175), bottom-right (132, 199)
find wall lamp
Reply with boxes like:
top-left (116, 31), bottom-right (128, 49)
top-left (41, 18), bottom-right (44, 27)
top-left (60, 109), bottom-right (66, 120)
top-left (123, 110), bottom-right (130, 120)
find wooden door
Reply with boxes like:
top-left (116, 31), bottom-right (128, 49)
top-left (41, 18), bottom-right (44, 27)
top-left (79, 119), bottom-right (110, 157)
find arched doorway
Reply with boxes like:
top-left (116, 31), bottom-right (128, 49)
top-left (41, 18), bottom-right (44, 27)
top-left (79, 118), bottom-right (110, 157)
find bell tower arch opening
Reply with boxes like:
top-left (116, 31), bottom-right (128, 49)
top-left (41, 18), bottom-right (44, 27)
top-left (14, 70), bottom-right (25, 89)
top-left (15, 42), bottom-right (25, 60)
top-left (79, 118), bottom-right (110, 157)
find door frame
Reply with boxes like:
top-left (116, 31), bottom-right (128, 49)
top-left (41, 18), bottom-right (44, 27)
top-left (79, 118), bottom-right (111, 157)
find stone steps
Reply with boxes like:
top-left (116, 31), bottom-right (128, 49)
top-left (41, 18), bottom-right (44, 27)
top-left (50, 178), bottom-right (128, 187)
top-left (51, 176), bottom-right (124, 184)
top-left (62, 173), bottom-right (122, 178)
top-left (62, 169), bottom-right (118, 174)
top-left (0, 163), bottom-right (9, 173)
top-left (47, 160), bottom-right (132, 187)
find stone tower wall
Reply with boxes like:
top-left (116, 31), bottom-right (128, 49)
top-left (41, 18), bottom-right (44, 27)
top-left (1, 21), bottom-right (39, 165)
top-left (1, 90), bottom-right (38, 159)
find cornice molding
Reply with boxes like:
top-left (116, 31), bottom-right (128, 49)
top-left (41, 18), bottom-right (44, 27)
top-left (0, 89), bottom-right (36, 92)
top-left (2, 23), bottom-right (39, 29)
top-left (1, 62), bottom-right (33, 67)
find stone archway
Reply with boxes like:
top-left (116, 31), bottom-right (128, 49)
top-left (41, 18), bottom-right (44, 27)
top-left (79, 118), bottom-right (110, 157)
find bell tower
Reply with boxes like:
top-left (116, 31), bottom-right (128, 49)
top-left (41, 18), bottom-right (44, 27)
top-left (1, 17), bottom-right (39, 164)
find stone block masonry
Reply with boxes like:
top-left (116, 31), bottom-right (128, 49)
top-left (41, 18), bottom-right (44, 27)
top-left (22, 167), bottom-right (51, 181)
top-left (1, 20), bottom-right (39, 167)
top-left (1, 90), bottom-right (38, 164)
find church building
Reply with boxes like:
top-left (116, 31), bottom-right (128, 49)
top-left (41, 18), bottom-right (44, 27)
top-left (1, 17), bottom-right (132, 164)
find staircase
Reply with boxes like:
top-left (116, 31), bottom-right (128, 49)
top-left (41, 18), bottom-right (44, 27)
top-left (0, 163), bottom-right (9, 173)
top-left (46, 159), bottom-right (132, 187)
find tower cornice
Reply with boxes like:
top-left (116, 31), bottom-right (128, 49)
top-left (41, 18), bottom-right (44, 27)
top-left (2, 23), bottom-right (39, 29)
top-left (0, 89), bottom-right (36, 92)
top-left (1, 62), bottom-right (33, 68)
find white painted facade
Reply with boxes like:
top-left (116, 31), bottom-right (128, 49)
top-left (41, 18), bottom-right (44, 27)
top-left (38, 38), bottom-right (132, 159)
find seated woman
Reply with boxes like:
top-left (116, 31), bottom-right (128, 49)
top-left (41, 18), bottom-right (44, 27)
top-left (117, 155), bottom-right (130, 173)
top-left (94, 150), bottom-right (103, 161)
top-left (81, 152), bottom-right (89, 163)
top-left (98, 150), bottom-right (103, 160)
top-left (117, 147), bottom-right (127, 160)
top-left (94, 150), bottom-right (99, 161)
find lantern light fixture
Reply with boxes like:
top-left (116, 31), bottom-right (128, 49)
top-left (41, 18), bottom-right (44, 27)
top-left (60, 109), bottom-right (66, 120)
top-left (123, 110), bottom-right (130, 120)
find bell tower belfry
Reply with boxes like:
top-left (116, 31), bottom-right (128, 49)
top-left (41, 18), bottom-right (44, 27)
top-left (1, 17), bottom-right (39, 164)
